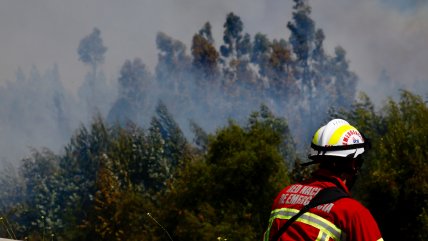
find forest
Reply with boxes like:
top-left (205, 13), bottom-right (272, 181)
top-left (0, 0), bottom-right (426, 240)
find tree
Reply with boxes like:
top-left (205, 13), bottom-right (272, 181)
top-left (312, 29), bottom-right (326, 65)
top-left (247, 104), bottom-right (297, 167)
top-left (251, 33), bottom-right (271, 77)
top-left (286, 0), bottom-right (318, 137)
top-left (220, 12), bottom-right (245, 92)
top-left (330, 46), bottom-right (358, 107)
top-left (220, 12), bottom-right (244, 59)
top-left (92, 156), bottom-right (123, 241)
top-left (150, 101), bottom-right (188, 173)
top-left (198, 22), bottom-right (214, 44)
top-left (219, 12), bottom-right (258, 104)
top-left (57, 116), bottom-right (111, 239)
top-left (159, 106), bottom-right (291, 241)
top-left (0, 162), bottom-right (25, 239)
top-left (78, 27), bottom-right (107, 75)
top-left (337, 91), bottom-right (428, 240)
top-left (77, 28), bottom-right (111, 118)
top-left (190, 31), bottom-right (220, 113)
top-left (287, 0), bottom-right (315, 77)
top-left (190, 120), bottom-right (209, 153)
top-left (191, 30), bottom-right (220, 80)
top-left (268, 39), bottom-right (296, 99)
top-left (155, 32), bottom-right (191, 94)
top-left (15, 149), bottom-right (62, 240)
top-left (108, 58), bottom-right (153, 125)
top-left (46, 64), bottom-right (72, 141)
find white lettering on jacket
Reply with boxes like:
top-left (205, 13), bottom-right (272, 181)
top-left (278, 184), bottom-right (335, 214)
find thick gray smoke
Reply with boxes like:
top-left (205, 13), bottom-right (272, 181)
top-left (0, 0), bottom-right (427, 163)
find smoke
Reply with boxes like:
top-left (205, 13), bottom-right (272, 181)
top-left (2, 0), bottom-right (427, 98)
top-left (310, 0), bottom-right (428, 103)
top-left (0, 0), bottom-right (427, 163)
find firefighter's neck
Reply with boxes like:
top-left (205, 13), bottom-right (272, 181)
top-left (341, 171), bottom-right (358, 190)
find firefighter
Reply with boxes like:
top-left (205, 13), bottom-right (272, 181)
top-left (263, 119), bottom-right (383, 241)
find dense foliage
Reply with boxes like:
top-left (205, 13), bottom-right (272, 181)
top-left (334, 91), bottom-right (428, 240)
top-left (0, 0), bottom-right (426, 240)
top-left (0, 105), bottom-right (294, 241)
top-left (0, 92), bottom-right (426, 240)
top-left (0, 0), bottom-right (359, 160)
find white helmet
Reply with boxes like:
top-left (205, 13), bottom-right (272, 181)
top-left (308, 119), bottom-right (369, 162)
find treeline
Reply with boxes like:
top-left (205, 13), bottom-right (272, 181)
top-left (0, 103), bottom-right (294, 240)
top-left (0, 91), bottom-right (426, 240)
top-left (107, 0), bottom-right (358, 143)
top-left (339, 91), bottom-right (428, 241)
top-left (0, 0), bottom-right (426, 239)
top-left (0, 0), bottom-right (357, 163)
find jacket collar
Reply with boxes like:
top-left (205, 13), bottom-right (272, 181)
top-left (311, 168), bottom-right (350, 194)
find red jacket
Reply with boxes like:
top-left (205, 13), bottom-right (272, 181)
top-left (264, 170), bottom-right (383, 241)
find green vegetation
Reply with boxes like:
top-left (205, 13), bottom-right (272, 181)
top-left (0, 105), bottom-right (294, 240)
top-left (0, 92), bottom-right (427, 240)
top-left (0, 0), bottom-right (426, 240)
top-left (335, 91), bottom-right (428, 240)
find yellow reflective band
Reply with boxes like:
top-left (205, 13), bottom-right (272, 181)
top-left (267, 208), bottom-right (343, 241)
top-left (377, 238), bottom-right (384, 241)
top-left (312, 128), bottom-right (322, 144)
top-left (316, 231), bottom-right (330, 241)
top-left (264, 220), bottom-right (274, 241)
top-left (328, 124), bottom-right (355, 145)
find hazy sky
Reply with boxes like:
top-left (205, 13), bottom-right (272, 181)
top-left (1, 0), bottom-right (427, 103)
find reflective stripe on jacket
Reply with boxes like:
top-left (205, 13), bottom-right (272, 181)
top-left (265, 207), bottom-right (344, 241)
top-left (264, 169), bottom-right (383, 241)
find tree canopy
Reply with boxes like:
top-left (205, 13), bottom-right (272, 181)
top-left (0, 1), bottom-right (426, 240)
